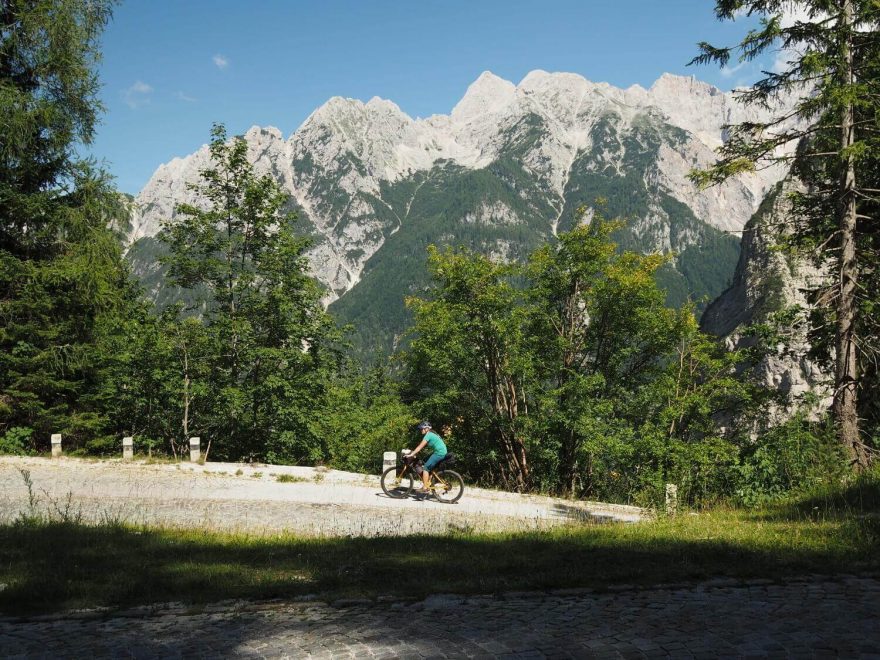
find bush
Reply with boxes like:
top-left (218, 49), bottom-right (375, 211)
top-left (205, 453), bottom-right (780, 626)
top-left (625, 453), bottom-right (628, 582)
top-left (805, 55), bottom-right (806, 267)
top-left (667, 436), bottom-right (741, 508)
top-left (0, 427), bottom-right (33, 455)
top-left (81, 435), bottom-right (122, 456)
top-left (735, 414), bottom-right (847, 506)
top-left (317, 377), bottom-right (416, 474)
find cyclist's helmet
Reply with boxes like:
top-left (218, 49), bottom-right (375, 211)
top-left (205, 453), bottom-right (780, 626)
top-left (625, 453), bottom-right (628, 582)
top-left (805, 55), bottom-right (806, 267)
top-left (417, 421), bottom-right (432, 430)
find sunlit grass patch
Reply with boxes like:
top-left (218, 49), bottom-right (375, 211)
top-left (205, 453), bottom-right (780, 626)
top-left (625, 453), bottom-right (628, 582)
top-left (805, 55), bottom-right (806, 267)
top-left (275, 474), bottom-right (307, 483)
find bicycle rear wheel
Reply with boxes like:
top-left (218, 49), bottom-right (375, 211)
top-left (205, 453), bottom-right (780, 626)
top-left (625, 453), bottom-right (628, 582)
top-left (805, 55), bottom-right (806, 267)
top-left (381, 466), bottom-right (414, 498)
top-left (433, 470), bottom-right (464, 503)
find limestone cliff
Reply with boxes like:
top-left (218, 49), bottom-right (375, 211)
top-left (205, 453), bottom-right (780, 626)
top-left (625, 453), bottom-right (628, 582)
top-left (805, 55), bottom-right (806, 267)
top-left (701, 180), bottom-right (830, 414)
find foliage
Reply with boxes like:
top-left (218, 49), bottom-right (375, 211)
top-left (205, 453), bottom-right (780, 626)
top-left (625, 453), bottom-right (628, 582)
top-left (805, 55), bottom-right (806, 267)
top-left (404, 212), bottom-right (763, 504)
top-left (0, 426), bottom-right (32, 455)
top-left (406, 244), bottom-right (533, 489)
top-left (100, 304), bottom-right (214, 458)
top-left (527, 215), bottom-right (688, 495)
top-left (316, 366), bottom-right (416, 473)
top-left (0, 0), bottom-right (139, 451)
top-left (155, 124), bottom-right (343, 462)
top-left (736, 414), bottom-right (848, 506)
top-left (690, 0), bottom-right (880, 468)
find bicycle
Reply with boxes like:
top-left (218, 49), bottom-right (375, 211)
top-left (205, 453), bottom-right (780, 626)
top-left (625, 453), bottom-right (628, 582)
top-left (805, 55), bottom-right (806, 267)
top-left (381, 452), bottom-right (464, 503)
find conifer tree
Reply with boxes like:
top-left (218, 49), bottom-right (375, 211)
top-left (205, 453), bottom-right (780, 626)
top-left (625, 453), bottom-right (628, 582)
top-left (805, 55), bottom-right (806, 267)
top-left (691, 0), bottom-right (880, 468)
top-left (0, 0), bottom-right (131, 450)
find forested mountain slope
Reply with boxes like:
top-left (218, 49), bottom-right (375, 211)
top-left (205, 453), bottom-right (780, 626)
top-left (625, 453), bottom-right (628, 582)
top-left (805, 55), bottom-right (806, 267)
top-left (125, 71), bottom-right (793, 357)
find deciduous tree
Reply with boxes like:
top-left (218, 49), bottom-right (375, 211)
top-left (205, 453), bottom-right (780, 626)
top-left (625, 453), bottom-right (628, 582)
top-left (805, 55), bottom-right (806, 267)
top-left (159, 124), bottom-right (342, 461)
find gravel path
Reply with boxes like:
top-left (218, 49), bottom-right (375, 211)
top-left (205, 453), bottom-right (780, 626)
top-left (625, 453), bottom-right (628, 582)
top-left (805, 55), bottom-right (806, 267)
top-left (2, 576), bottom-right (878, 658)
top-left (0, 457), bottom-right (645, 537)
top-left (2, 458), bottom-right (877, 658)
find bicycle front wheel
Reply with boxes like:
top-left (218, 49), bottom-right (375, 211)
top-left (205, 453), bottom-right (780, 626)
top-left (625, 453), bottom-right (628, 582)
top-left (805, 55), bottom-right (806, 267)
top-left (433, 470), bottom-right (464, 503)
top-left (381, 466), bottom-right (414, 499)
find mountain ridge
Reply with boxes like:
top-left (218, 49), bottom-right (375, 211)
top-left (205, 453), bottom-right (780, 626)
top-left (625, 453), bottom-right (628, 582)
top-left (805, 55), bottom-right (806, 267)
top-left (124, 69), bottom-right (795, 357)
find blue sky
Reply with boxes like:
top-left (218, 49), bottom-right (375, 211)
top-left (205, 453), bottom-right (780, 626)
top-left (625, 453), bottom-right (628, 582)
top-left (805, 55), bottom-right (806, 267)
top-left (90, 0), bottom-right (766, 194)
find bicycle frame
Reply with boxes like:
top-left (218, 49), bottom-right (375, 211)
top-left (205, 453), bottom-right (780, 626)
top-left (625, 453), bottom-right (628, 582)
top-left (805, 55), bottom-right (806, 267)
top-left (430, 470), bottom-right (450, 490)
top-left (401, 459), bottom-right (448, 491)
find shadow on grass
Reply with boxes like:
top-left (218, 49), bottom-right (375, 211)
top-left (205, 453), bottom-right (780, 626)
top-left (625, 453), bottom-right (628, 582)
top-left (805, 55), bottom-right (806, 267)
top-left (1, 507), bottom-right (877, 620)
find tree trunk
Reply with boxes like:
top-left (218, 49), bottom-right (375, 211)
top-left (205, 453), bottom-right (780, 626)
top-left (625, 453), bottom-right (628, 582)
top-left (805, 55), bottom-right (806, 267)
top-left (484, 337), bottom-right (530, 490)
top-left (834, 0), bottom-right (869, 470)
top-left (561, 429), bottom-right (578, 495)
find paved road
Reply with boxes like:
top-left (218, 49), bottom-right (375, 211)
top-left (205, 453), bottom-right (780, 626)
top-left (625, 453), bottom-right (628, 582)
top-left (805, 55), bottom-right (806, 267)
top-left (0, 457), bottom-right (644, 537)
top-left (2, 576), bottom-right (878, 658)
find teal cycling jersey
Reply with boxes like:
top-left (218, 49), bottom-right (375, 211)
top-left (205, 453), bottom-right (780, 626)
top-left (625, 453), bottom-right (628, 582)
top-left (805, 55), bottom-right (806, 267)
top-left (423, 430), bottom-right (447, 457)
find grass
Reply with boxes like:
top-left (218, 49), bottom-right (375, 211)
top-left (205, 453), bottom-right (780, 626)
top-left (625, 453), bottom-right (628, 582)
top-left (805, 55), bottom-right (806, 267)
top-left (140, 456), bottom-right (179, 465)
top-left (0, 473), bottom-right (877, 616)
top-left (275, 474), bottom-right (307, 484)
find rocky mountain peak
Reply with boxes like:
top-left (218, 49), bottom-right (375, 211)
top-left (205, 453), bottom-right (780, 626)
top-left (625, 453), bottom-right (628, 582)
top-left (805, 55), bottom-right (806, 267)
top-left (450, 70), bottom-right (517, 124)
top-left (128, 68), bottom-right (799, 328)
top-left (301, 95), bottom-right (414, 143)
top-left (365, 95), bottom-right (401, 112)
top-left (650, 72), bottom-right (720, 97)
top-left (244, 125), bottom-right (285, 141)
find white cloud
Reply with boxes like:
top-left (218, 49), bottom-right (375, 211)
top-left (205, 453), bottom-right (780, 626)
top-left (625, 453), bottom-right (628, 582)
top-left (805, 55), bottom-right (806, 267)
top-left (773, 6), bottom-right (824, 72)
top-left (720, 61), bottom-right (746, 78)
top-left (213, 54), bottom-right (229, 70)
top-left (771, 50), bottom-right (794, 73)
top-left (175, 90), bottom-right (197, 102)
top-left (123, 80), bottom-right (153, 108)
top-left (780, 6), bottom-right (814, 28)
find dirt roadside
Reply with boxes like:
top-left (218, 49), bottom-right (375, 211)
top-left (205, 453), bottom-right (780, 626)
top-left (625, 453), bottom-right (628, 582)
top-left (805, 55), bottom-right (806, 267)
top-left (0, 456), bottom-right (645, 536)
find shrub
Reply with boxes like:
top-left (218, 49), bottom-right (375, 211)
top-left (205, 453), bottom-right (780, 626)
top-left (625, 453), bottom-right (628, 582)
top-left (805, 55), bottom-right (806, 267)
top-left (81, 435), bottom-right (122, 456)
top-left (735, 414), bottom-right (847, 506)
top-left (0, 427), bottom-right (33, 455)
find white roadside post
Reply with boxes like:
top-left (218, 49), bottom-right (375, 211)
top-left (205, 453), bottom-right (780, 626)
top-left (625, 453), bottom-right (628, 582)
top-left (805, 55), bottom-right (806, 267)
top-left (382, 451), bottom-right (397, 475)
top-left (665, 483), bottom-right (678, 516)
top-left (122, 436), bottom-right (134, 461)
top-left (189, 437), bottom-right (201, 463)
top-left (51, 433), bottom-right (62, 458)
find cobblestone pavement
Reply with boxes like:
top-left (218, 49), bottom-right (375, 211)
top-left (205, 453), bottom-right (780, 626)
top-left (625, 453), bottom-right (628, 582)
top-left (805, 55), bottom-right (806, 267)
top-left (2, 576), bottom-right (878, 658)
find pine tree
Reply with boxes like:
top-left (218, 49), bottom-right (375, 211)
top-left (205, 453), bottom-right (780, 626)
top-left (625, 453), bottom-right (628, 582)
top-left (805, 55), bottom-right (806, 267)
top-left (0, 0), bottom-right (131, 450)
top-left (691, 0), bottom-right (880, 469)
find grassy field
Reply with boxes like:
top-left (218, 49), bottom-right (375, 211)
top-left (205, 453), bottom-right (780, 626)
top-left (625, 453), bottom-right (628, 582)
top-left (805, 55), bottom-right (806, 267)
top-left (0, 473), bottom-right (877, 616)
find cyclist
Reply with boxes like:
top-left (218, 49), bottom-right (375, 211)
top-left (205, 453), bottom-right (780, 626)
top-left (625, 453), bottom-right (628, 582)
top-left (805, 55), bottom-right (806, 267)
top-left (408, 421), bottom-right (447, 493)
